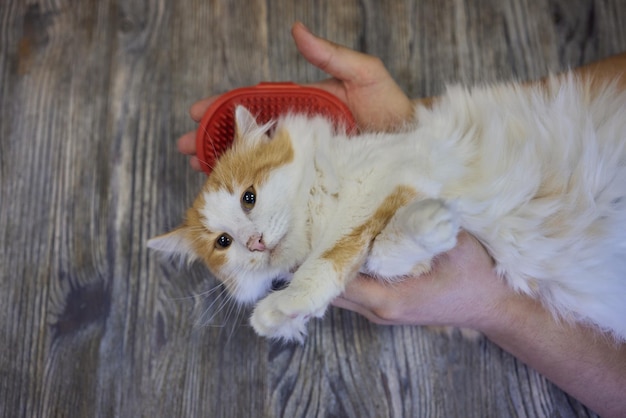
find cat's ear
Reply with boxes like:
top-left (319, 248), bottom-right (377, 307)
top-left (234, 106), bottom-right (272, 146)
top-left (147, 226), bottom-right (197, 263)
top-left (234, 106), bottom-right (260, 138)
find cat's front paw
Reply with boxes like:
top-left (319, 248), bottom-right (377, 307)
top-left (366, 198), bottom-right (460, 278)
top-left (250, 287), bottom-right (327, 343)
top-left (411, 199), bottom-right (459, 253)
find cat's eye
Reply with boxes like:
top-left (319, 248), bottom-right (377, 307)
top-left (241, 186), bottom-right (256, 211)
top-left (215, 233), bottom-right (232, 249)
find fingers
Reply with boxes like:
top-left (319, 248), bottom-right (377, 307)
top-left (331, 275), bottom-right (403, 324)
top-left (190, 97), bottom-right (217, 122)
top-left (176, 131), bottom-right (203, 172)
top-left (332, 295), bottom-right (395, 325)
top-left (178, 97), bottom-right (219, 172)
top-left (177, 131), bottom-right (196, 154)
top-left (188, 156), bottom-right (203, 172)
top-left (291, 21), bottom-right (381, 84)
top-left (331, 232), bottom-right (499, 327)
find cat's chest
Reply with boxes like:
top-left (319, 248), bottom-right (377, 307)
top-left (303, 156), bottom-right (402, 245)
top-left (306, 158), bottom-right (341, 230)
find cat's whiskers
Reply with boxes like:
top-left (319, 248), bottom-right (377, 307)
top-left (214, 265), bottom-right (272, 338)
top-left (198, 269), bottom-right (252, 328)
top-left (163, 276), bottom-right (226, 302)
top-left (191, 282), bottom-right (228, 300)
top-left (195, 283), bottom-right (234, 328)
top-left (196, 120), bottom-right (221, 172)
top-left (222, 296), bottom-right (244, 342)
top-left (195, 156), bottom-right (214, 171)
top-left (226, 301), bottom-right (247, 342)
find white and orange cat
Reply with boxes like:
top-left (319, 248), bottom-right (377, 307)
top-left (149, 75), bottom-right (626, 342)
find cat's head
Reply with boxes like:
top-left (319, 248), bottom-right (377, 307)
top-left (149, 106), bottom-right (302, 304)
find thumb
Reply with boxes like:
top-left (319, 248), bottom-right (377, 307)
top-left (331, 275), bottom-right (398, 325)
top-left (291, 21), bottom-right (375, 83)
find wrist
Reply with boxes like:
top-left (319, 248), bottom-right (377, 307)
top-left (430, 232), bottom-right (520, 330)
top-left (473, 290), bottom-right (542, 336)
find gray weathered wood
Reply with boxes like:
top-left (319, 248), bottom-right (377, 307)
top-left (1, 0), bottom-right (624, 417)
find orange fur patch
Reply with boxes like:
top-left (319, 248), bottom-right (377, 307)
top-left (203, 127), bottom-right (294, 194)
top-left (182, 203), bottom-right (227, 270)
top-left (322, 185), bottom-right (418, 275)
top-left (183, 127), bottom-right (295, 274)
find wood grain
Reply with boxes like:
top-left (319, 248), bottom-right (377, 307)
top-left (1, 0), bottom-right (624, 417)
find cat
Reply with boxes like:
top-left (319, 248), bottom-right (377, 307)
top-left (149, 74), bottom-right (626, 343)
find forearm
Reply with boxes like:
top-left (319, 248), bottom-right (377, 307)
top-left (571, 51), bottom-right (626, 89)
top-left (412, 53), bottom-right (626, 416)
top-left (470, 54), bottom-right (626, 416)
top-left (478, 293), bottom-right (626, 418)
top-left (412, 52), bottom-right (626, 110)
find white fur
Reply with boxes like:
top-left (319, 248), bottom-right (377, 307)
top-left (363, 199), bottom-right (460, 277)
top-left (151, 76), bottom-right (626, 342)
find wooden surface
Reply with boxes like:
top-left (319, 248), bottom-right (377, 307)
top-left (1, 1), bottom-right (625, 417)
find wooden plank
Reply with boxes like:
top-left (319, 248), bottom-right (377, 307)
top-left (1, 0), bottom-right (624, 416)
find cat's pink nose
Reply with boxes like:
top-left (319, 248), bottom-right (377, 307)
top-left (247, 234), bottom-right (266, 252)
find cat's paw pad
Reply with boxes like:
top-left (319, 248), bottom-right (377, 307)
top-left (411, 199), bottom-right (459, 253)
top-left (250, 290), bottom-right (325, 343)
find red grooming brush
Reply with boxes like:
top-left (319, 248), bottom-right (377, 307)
top-left (195, 82), bottom-right (357, 175)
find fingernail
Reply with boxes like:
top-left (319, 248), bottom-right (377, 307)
top-left (296, 21), bottom-right (312, 34)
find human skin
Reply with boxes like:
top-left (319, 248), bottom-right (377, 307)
top-left (176, 22), bottom-right (626, 417)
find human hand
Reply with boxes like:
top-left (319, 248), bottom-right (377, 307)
top-left (333, 232), bottom-right (516, 331)
top-left (177, 21), bottom-right (415, 171)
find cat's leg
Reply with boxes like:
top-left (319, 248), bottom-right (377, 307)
top-left (251, 210), bottom-right (396, 341)
top-left (251, 258), bottom-right (343, 342)
top-left (251, 188), bottom-right (433, 341)
top-left (363, 198), bottom-right (460, 279)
